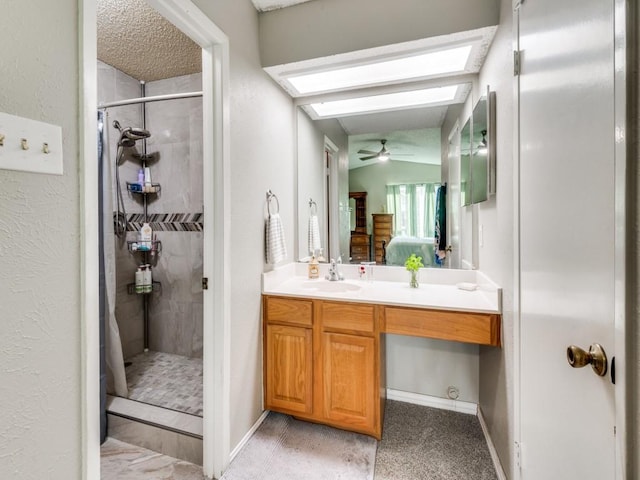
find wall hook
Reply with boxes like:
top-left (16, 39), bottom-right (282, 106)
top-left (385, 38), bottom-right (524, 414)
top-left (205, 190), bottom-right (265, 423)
top-left (20, 138), bottom-right (29, 150)
top-left (42, 142), bottom-right (50, 154)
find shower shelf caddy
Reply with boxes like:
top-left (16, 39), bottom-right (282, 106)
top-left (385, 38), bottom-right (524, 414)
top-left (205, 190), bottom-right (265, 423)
top-left (127, 239), bottom-right (162, 254)
top-left (126, 281), bottom-right (162, 295)
top-left (126, 181), bottom-right (161, 194)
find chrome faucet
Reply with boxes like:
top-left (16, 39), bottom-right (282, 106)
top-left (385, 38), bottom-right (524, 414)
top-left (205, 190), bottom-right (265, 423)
top-left (326, 257), bottom-right (344, 281)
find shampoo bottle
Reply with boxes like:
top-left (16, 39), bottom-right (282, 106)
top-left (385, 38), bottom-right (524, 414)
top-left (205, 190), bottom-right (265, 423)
top-left (135, 267), bottom-right (144, 294)
top-left (144, 167), bottom-right (152, 192)
top-left (143, 264), bottom-right (152, 293)
top-left (140, 222), bottom-right (152, 250)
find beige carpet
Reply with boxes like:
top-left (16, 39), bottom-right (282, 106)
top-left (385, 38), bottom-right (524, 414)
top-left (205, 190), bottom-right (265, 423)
top-left (221, 412), bottom-right (377, 480)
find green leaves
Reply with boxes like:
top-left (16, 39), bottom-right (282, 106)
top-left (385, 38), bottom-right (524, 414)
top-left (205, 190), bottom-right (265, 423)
top-left (404, 253), bottom-right (424, 272)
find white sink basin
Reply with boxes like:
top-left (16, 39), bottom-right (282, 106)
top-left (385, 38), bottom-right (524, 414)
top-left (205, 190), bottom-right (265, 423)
top-left (300, 280), bottom-right (362, 293)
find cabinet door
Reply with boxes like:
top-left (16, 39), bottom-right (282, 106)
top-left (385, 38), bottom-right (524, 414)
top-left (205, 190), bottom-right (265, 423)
top-left (322, 332), bottom-right (376, 432)
top-left (265, 324), bottom-right (313, 414)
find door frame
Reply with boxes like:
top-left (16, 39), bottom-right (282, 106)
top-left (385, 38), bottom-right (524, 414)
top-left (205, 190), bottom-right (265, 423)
top-left (80, 1), bottom-right (231, 478)
top-left (324, 136), bottom-right (340, 260)
top-left (512, 0), bottom-right (628, 477)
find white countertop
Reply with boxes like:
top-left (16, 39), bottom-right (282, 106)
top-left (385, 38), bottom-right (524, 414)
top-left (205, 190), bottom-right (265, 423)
top-left (262, 263), bottom-right (502, 314)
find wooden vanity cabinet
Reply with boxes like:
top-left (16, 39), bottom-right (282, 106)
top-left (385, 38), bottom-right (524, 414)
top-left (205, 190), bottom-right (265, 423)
top-left (319, 301), bottom-right (383, 438)
top-left (263, 296), bottom-right (384, 439)
top-left (263, 294), bottom-right (500, 439)
top-left (263, 297), bottom-right (314, 414)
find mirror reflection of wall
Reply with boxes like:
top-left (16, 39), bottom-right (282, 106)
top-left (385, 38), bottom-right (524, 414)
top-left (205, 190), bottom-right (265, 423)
top-left (296, 108), bottom-right (349, 261)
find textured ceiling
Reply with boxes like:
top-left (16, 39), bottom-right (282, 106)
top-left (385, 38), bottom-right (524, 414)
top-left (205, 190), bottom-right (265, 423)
top-left (97, 0), bottom-right (201, 82)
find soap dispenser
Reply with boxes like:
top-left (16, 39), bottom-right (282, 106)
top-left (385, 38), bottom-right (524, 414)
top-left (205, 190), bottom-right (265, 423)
top-left (308, 256), bottom-right (319, 279)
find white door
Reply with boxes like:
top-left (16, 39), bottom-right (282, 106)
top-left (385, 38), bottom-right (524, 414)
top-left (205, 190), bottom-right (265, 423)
top-left (518, 0), bottom-right (620, 478)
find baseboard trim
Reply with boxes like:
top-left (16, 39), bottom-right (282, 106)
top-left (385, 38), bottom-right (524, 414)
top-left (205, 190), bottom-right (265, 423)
top-left (386, 389), bottom-right (478, 415)
top-left (229, 410), bottom-right (270, 462)
top-left (477, 407), bottom-right (507, 480)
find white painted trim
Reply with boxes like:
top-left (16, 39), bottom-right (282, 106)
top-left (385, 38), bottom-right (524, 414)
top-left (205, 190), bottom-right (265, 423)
top-left (144, 3), bottom-right (231, 478)
top-left (478, 407), bottom-right (508, 480)
top-left (82, 1), bottom-right (230, 479)
top-left (386, 389), bottom-right (478, 415)
top-left (324, 136), bottom-right (340, 261)
top-left (613, 0), bottom-right (628, 476)
top-left (229, 410), bottom-right (270, 462)
top-left (79, 0), bottom-right (99, 478)
top-left (511, 3), bottom-right (522, 479)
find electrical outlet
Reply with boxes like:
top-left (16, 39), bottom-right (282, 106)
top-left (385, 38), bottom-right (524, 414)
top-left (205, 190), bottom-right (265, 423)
top-left (447, 386), bottom-right (459, 400)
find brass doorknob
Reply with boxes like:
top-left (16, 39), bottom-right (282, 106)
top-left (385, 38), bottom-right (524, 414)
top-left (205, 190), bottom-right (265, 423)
top-left (566, 343), bottom-right (607, 377)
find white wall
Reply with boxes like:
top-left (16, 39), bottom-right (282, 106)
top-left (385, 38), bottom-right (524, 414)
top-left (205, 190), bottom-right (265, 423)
top-left (475, 0), bottom-right (515, 476)
top-left (438, 0), bottom-right (514, 474)
top-left (192, 0), bottom-right (298, 451)
top-left (0, 1), bottom-right (82, 478)
top-left (259, 0), bottom-right (500, 67)
top-left (297, 109), bottom-right (326, 260)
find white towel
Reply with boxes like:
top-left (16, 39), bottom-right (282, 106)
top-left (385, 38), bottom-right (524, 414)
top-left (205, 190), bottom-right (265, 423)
top-left (266, 213), bottom-right (287, 264)
top-left (308, 214), bottom-right (321, 255)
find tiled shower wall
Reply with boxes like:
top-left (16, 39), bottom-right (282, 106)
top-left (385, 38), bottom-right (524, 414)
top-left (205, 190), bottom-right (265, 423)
top-left (98, 61), bottom-right (203, 359)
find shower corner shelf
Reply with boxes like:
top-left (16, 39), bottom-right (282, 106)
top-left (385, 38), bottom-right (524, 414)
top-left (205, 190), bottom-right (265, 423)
top-left (127, 281), bottom-right (162, 295)
top-left (127, 181), bottom-right (161, 195)
top-left (127, 240), bottom-right (162, 254)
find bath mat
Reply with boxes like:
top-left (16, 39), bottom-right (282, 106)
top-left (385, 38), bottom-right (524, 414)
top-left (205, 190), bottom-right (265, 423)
top-left (221, 412), bottom-right (377, 480)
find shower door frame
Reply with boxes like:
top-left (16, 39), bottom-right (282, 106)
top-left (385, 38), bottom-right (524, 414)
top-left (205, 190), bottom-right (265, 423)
top-left (79, 1), bottom-right (231, 479)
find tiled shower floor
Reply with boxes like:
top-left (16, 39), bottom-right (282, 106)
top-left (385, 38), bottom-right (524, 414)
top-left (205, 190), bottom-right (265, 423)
top-left (124, 351), bottom-right (203, 416)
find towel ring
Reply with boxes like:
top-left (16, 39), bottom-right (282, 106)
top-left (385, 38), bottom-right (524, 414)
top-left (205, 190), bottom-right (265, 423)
top-left (309, 198), bottom-right (317, 215)
top-left (267, 190), bottom-right (279, 215)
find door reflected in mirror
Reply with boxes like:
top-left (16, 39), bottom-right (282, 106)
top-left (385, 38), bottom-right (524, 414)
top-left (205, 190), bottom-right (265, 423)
top-left (460, 117), bottom-right (472, 207)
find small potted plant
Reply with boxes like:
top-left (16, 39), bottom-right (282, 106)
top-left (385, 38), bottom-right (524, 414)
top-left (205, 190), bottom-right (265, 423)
top-left (404, 253), bottom-right (424, 288)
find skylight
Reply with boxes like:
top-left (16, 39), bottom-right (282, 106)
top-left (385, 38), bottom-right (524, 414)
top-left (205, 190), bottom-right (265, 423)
top-left (309, 85), bottom-right (459, 117)
top-left (287, 45), bottom-right (472, 95)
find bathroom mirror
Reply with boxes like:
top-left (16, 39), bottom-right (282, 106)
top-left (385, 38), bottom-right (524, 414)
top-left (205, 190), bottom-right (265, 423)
top-left (468, 87), bottom-right (496, 204)
top-left (296, 102), bottom-right (458, 267)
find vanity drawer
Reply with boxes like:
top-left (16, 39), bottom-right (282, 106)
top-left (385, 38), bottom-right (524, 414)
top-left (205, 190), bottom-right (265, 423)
top-left (321, 302), bottom-right (375, 334)
top-left (384, 307), bottom-right (500, 346)
top-left (264, 296), bottom-right (313, 327)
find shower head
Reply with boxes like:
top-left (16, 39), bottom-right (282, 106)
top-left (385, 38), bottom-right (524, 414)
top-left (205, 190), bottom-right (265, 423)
top-left (113, 120), bottom-right (151, 147)
top-left (124, 127), bottom-right (151, 141)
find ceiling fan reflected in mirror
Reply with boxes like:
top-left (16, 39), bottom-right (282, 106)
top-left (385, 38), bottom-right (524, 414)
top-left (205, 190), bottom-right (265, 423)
top-left (357, 139), bottom-right (413, 162)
